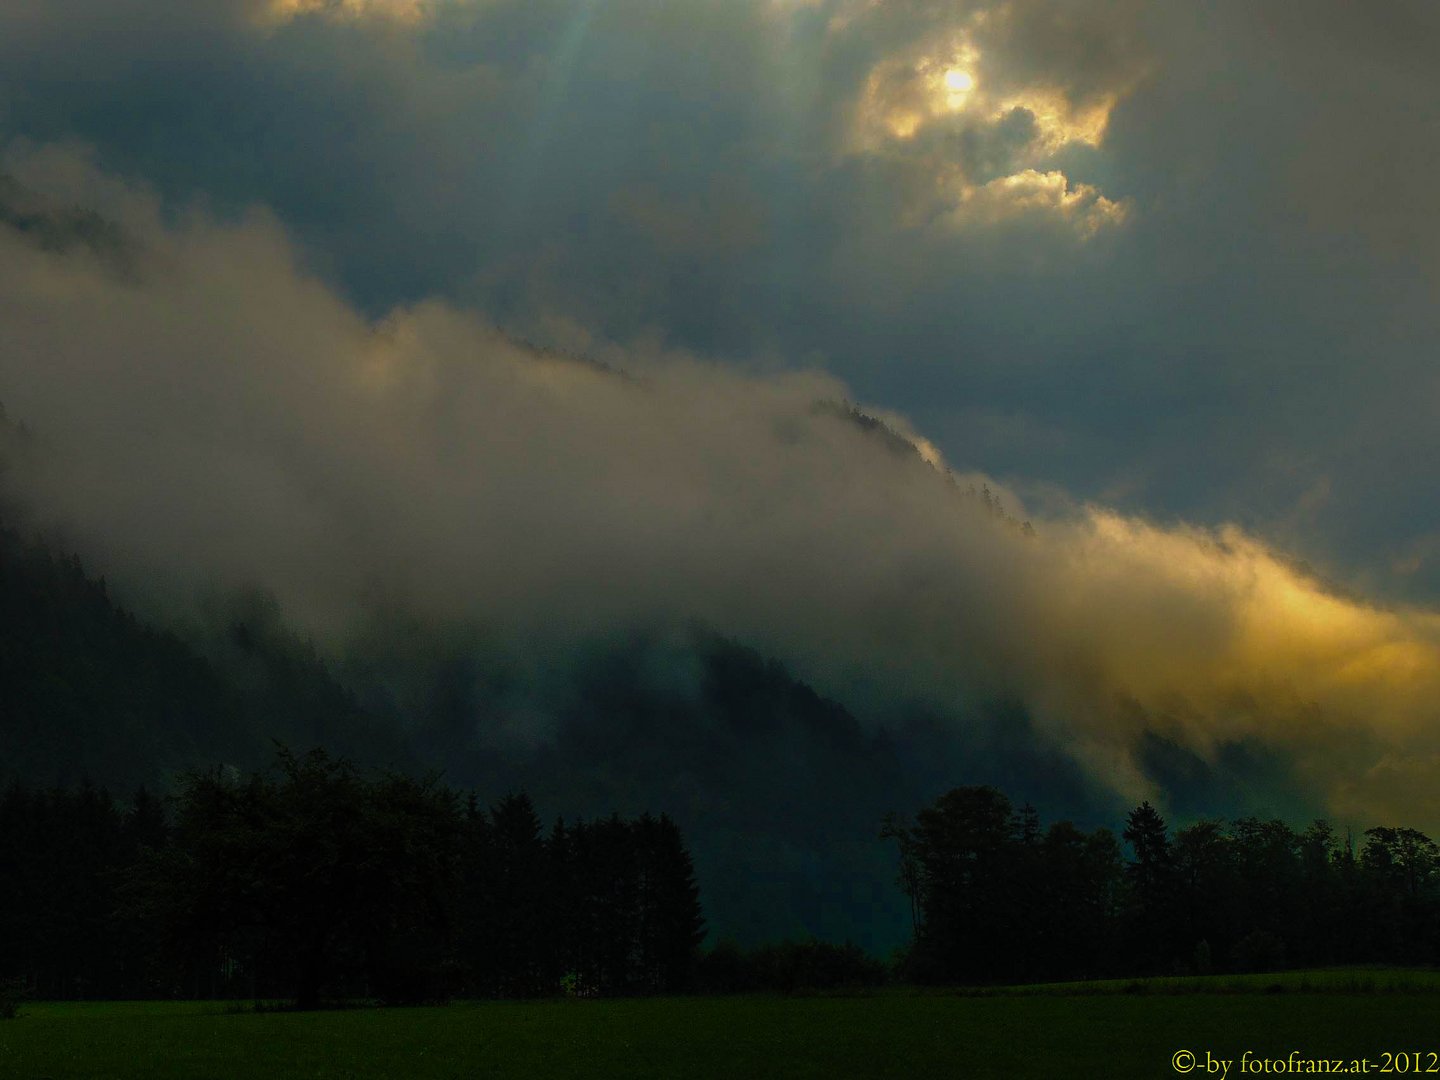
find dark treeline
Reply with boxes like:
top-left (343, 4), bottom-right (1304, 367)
top-left (8, 770), bottom-right (1440, 1005)
top-left (0, 749), bottom-right (704, 1006)
top-left (887, 787), bottom-right (1440, 984)
top-left (695, 939), bottom-right (888, 994)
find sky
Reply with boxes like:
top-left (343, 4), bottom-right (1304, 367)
top-left (1, 0), bottom-right (1439, 930)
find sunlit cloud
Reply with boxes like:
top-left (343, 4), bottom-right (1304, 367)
top-left (989, 89), bottom-right (1116, 152)
top-left (1020, 511), bottom-right (1440, 822)
top-left (948, 169), bottom-right (1130, 236)
top-left (261, 0), bottom-right (443, 24)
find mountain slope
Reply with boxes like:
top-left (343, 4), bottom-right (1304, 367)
top-left (0, 525), bottom-right (409, 789)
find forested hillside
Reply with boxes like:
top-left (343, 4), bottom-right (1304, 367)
top-left (0, 520), bottom-right (908, 948)
top-left (0, 510), bottom-right (1128, 956)
top-left (0, 525), bottom-right (408, 789)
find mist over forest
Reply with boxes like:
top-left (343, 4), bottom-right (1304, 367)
top-left (2, 0), bottom-right (1439, 957)
top-left (3, 162), bottom-right (1438, 951)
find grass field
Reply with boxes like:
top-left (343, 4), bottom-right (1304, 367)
top-left (4, 971), bottom-right (1439, 1080)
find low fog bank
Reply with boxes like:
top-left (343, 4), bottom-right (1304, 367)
top-left (2, 145), bottom-right (1439, 851)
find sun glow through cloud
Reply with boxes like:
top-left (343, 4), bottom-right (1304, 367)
top-left (844, 15), bottom-right (1130, 239)
top-left (943, 69), bottom-right (976, 94)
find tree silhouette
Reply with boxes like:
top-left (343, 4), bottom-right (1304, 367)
top-left (1121, 801), bottom-right (1176, 972)
top-left (897, 786), bottom-right (1020, 982)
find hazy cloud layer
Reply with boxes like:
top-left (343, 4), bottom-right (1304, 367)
top-left (2, 147), bottom-right (1438, 832)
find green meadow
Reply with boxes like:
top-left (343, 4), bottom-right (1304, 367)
top-left (5, 972), bottom-right (1440, 1080)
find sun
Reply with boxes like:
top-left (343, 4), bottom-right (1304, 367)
top-left (943, 69), bottom-right (975, 94)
